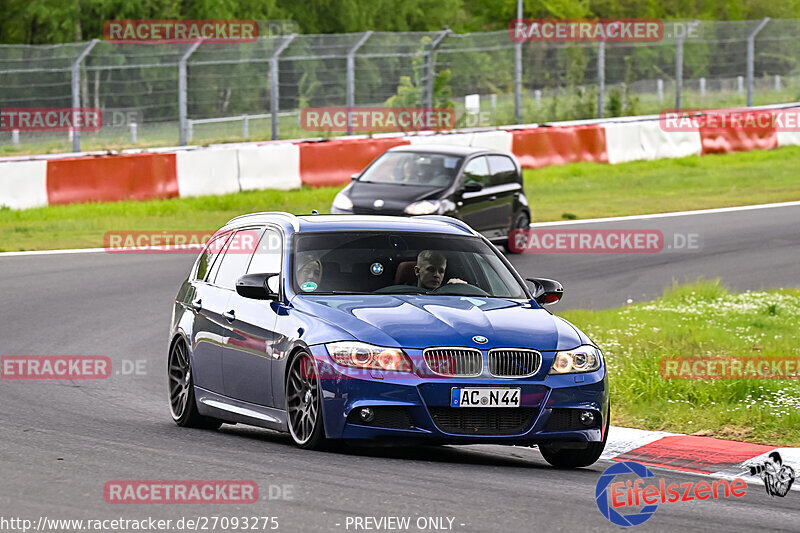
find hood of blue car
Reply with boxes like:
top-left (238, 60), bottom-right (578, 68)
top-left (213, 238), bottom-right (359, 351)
top-left (292, 294), bottom-right (584, 351)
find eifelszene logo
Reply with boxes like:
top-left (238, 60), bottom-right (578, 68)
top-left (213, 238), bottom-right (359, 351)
top-left (596, 461), bottom-right (748, 527)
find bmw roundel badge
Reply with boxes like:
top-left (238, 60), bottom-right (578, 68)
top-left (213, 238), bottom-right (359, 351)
top-left (472, 335), bottom-right (488, 344)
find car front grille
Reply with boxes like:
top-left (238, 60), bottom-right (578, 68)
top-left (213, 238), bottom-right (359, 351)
top-left (423, 348), bottom-right (483, 377)
top-left (488, 349), bottom-right (541, 377)
top-left (428, 407), bottom-right (535, 435)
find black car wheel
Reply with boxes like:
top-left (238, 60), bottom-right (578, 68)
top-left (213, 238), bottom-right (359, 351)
top-left (539, 408), bottom-right (609, 468)
top-left (168, 339), bottom-right (222, 429)
top-left (505, 210), bottom-right (530, 254)
top-left (286, 351), bottom-right (327, 449)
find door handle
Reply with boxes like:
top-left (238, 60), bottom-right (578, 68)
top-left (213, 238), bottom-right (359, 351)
top-left (223, 310), bottom-right (236, 322)
top-left (191, 299), bottom-right (202, 310)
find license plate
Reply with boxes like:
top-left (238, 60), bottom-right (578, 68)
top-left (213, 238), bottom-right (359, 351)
top-left (450, 388), bottom-right (520, 408)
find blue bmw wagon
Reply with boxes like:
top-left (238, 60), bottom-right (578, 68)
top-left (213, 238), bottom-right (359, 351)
top-left (169, 212), bottom-right (609, 467)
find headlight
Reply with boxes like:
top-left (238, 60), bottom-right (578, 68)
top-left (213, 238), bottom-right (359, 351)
top-left (326, 342), bottom-right (414, 373)
top-left (549, 345), bottom-right (602, 374)
top-left (404, 200), bottom-right (441, 215)
top-left (332, 192), bottom-right (353, 211)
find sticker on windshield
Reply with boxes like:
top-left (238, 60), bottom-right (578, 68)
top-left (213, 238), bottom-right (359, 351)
top-left (300, 281), bottom-right (318, 292)
top-left (370, 262), bottom-right (384, 275)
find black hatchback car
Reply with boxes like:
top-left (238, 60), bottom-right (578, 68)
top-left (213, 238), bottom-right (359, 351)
top-left (330, 145), bottom-right (531, 246)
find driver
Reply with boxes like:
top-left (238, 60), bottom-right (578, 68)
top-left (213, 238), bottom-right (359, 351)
top-left (397, 157), bottom-right (419, 183)
top-left (414, 250), bottom-right (466, 290)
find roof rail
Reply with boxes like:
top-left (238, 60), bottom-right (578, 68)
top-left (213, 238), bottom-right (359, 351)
top-left (225, 211), bottom-right (300, 230)
top-left (418, 215), bottom-right (477, 235)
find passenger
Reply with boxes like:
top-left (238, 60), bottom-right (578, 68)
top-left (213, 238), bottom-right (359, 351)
top-left (297, 256), bottom-right (323, 287)
top-left (414, 250), bottom-right (466, 290)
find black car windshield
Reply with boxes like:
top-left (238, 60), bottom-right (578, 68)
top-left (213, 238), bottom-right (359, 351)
top-left (292, 232), bottom-right (527, 298)
top-left (358, 152), bottom-right (463, 187)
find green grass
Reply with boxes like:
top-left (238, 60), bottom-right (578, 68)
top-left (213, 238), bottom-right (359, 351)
top-left (2, 145), bottom-right (800, 251)
top-left (560, 281), bottom-right (800, 446)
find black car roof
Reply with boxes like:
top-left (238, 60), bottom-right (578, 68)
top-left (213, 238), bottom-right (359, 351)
top-left (387, 143), bottom-right (496, 156)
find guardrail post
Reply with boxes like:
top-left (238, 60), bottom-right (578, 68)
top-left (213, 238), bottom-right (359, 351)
top-left (657, 79), bottom-right (664, 102)
top-left (426, 29), bottom-right (451, 111)
top-left (270, 34), bottom-right (297, 141)
top-left (675, 20), bottom-right (701, 111)
top-left (12, 129), bottom-right (20, 147)
top-left (747, 17), bottom-right (770, 107)
top-left (597, 41), bottom-right (605, 118)
top-left (242, 114), bottom-right (249, 138)
top-left (346, 31), bottom-right (372, 135)
top-left (187, 119), bottom-right (193, 142)
top-left (71, 39), bottom-right (98, 152)
top-left (129, 122), bottom-right (137, 143)
top-left (179, 41), bottom-right (202, 146)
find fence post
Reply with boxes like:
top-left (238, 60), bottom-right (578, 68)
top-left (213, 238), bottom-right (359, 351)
top-left (179, 41), bottom-right (202, 146)
top-left (747, 17), bottom-right (770, 107)
top-left (271, 34), bottom-right (297, 141)
top-left (242, 114), bottom-right (249, 138)
top-left (129, 122), bottom-right (137, 143)
top-left (514, 0), bottom-right (523, 123)
top-left (597, 41), bottom-right (605, 118)
top-left (657, 79), bottom-right (664, 103)
top-left (71, 39), bottom-right (99, 153)
top-left (346, 31), bottom-right (373, 135)
top-left (675, 20), bottom-right (701, 111)
top-left (426, 29), bottom-right (451, 110)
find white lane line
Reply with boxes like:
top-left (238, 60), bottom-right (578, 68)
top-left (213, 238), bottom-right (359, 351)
top-left (2, 200), bottom-right (799, 258)
top-left (530, 200), bottom-right (800, 227)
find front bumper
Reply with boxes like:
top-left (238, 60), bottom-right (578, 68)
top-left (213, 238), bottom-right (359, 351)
top-left (310, 347), bottom-right (609, 445)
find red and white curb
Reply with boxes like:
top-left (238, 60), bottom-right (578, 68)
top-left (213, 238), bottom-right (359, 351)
top-left (603, 426), bottom-right (800, 491)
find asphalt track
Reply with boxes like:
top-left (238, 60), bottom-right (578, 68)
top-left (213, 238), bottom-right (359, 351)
top-left (1, 203), bottom-right (799, 532)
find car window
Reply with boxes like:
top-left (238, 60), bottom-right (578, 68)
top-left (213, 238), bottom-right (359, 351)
top-left (488, 155), bottom-right (518, 186)
top-left (211, 228), bottom-right (264, 290)
top-left (358, 152), bottom-right (463, 187)
top-left (247, 228), bottom-right (283, 292)
top-left (463, 156), bottom-right (490, 186)
top-left (195, 231), bottom-right (232, 282)
top-left (292, 231), bottom-right (526, 298)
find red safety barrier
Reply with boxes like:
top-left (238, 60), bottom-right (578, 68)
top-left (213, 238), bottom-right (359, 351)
top-left (46, 153), bottom-right (178, 205)
top-left (298, 138), bottom-right (410, 187)
top-left (511, 125), bottom-right (608, 169)
top-left (700, 109), bottom-right (778, 155)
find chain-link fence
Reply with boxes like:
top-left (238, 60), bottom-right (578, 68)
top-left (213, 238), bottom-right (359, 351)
top-left (1, 18), bottom-right (799, 153)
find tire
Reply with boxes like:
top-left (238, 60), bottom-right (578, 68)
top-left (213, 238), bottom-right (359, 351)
top-left (286, 351), bottom-right (327, 450)
top-left (505, 210), bottom-right (530, 254)
top-left (168, 339), bottom-right (222, 429)
top-left (539, 408), bottom-right (609, 468)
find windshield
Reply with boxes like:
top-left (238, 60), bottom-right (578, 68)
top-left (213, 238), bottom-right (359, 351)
top-left (358, 152), bottom-right (463, 187)
top-left (292, 232), bottom-right (527, 298)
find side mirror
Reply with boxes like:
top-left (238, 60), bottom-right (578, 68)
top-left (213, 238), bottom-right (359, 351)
top-left (462, 181), bottom-right (483, 193)
top-left (526, 277), bottom-right (564, 306)
top-left (350, 173), bottom-right (360, 181)
top-left (236, 273), bottom-right (279, 301)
